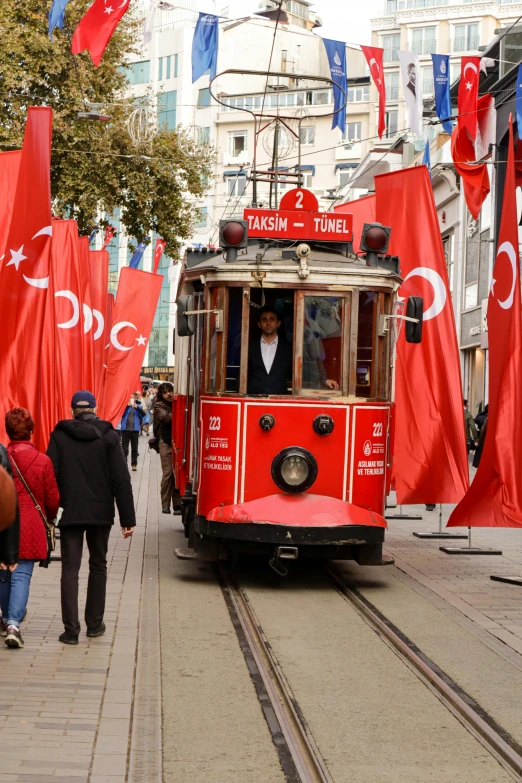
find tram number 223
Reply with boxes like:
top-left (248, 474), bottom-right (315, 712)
top-left (208, 416), bottom-right (221, 431)
top-left (372, 422), bottom-right (383, 438)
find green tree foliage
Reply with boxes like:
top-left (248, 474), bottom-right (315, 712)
top-left (0, 0), bottom-right (215, 255)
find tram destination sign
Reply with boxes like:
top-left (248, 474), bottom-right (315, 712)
top-left (243, 188), bottom-right (353, 243)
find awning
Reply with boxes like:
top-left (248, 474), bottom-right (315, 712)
top-left (223, 169), bottom-right (247, 180)
top-left (293, 164), bottom-right (315, 174)
top-left (335, 162), bottom-right (358, 172)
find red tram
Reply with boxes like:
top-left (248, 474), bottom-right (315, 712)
top-left (171, 186), bottom-right (423, 573)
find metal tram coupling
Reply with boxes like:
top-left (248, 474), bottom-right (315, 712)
top-left (170, 67), bottom-right (425, 574)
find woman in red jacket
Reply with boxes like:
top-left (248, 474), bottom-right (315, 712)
top-left (2, 409), bottom-right (60, 649)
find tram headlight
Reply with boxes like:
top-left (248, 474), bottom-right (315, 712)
top-left (271, 447), bottom-right (318, 494)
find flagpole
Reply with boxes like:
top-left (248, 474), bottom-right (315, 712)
top-left (413, 504), bottom-right (468, 540)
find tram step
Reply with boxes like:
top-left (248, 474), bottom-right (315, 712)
top-left (174, 547), bottom-right (202, 560)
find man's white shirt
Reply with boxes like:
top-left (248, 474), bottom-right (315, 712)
top-left (261, 335), bottom-right (278, 373)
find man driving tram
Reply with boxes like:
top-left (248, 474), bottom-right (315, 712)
top-left (246, 298), bottom-right (341, 395)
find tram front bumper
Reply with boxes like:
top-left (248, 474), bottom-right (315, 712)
top-left (197, 493), bottom-right (386, 549)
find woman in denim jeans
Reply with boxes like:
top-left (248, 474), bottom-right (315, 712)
top-left (1, 409), bottom-right (60, 649)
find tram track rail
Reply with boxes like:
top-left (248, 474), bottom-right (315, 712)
top-left (218, 565), bottom-right (333, 783)
top-left (325, 564), bottom-right (522, 783)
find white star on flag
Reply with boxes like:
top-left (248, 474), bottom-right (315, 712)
top-left (135, 334), bottom-right (147, 346)
top-left (6, 246), bottom-right (27, 270)
top-left (104, 5), bottom-right (114, 13)
top-left (465, 81), bottom-right (473, 90)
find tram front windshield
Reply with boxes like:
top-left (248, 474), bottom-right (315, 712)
top-left (302, 295), bottom-right (343, 391)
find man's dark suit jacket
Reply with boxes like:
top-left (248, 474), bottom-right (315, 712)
top-left (247, 337), bottom-right (292, 395)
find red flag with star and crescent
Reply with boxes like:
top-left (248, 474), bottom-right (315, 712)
top-left (376, 166), bottom-right (469, 504)
top-left (458, 56), bottom-right (481, 141)
top-left (153, 237), bottom-right (167, 274)
top-left (360, 46), bottom-right (386, 139)
top-left (89, 249), bottom-right (110, 402)
top-left (101, 268), bottom-right (163, 426)
top-left (0, 107), bottom-right (53, 445)
top-left (71, 0), bottom-right (131, 68)
top-left (0, 151), bottom-right (21, 258)
top-left (448, 116), bottom-right (522, 528)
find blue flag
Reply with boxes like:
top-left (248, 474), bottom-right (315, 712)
top-left (431, 54), bottom-right (453, 135)
top-left (129, 241), bottom-right (148, 270)
top-left (49, 0), bottom-right (70, 41)
top-left (422, 129), bottom-right (432, 180)
top-left (192, 12), bottom-right (219, 84)
top-left (516, 64), bottom-right (522, 140)
top-left (323, 38), bottom-right (347, 134)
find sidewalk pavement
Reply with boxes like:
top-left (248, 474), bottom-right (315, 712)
top-left (0, 442), bottom-right (153, 783)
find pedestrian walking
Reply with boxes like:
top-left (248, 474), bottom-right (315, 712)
top-left (474, 404), bottom-right (488, 433)
top-left (0, 459), bottom-right (17, 534)
top-left (0, 443), bottom-right (19, 561)
top-left (463, 399), bottom-right (478, 453)
top-left (121, 393), bottom-right (144, 471)
top-left (47, 390), bottom-right (135, 645)
top-left (141, 390), bottom-right (153, 436)
top-left (2, 408), bottom-right (59, 649)
top-left (473, 415), bottom-right (488, 468)
top-left (153, 382), bottom-right (181, 514)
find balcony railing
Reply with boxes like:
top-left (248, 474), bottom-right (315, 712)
top-left (452, 35), bottom-right (480, 53)
top-left (411, 39), bottom-right (437, 55)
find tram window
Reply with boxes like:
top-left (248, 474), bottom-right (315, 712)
top-left (226, 288), bottom-right (243, 393)
top-left (302, 296), bottom-right (343, 391)
top-left (247, 291), bottom-right (294, 395)
top-left (356, 292), bottom-right (376, 397)
top-left (209, 288), bottom-right (219, 393)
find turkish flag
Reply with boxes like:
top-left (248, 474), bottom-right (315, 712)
top-left (72, 0), bottom-right (131, 68)
top-left (78, 237), bottom-right (95, 393)
top-left (89, 249), bottom-right (110, 401)
top-left (0, 151), bottom-right (21, 257)
top-left (0, 107), bottom-right (52, 444)
top-left (449, 116), bottom-right (522, 528)
top-left (458, 56), bottom-right (481, 140)
top-left (451, 94), bottom-right (494, 219)
top-left (153, 238), bottom-right (167, 273)
top-left (101, 268), bottom-right (163, 426)
top-left (360, 46), bottom-right (386, 139)
top-left (36, 219), bottom-right (84, 450)
top-left (376, 167), bottom-right (468, 504)
top-left (334, 194), bottom-right (376, 253)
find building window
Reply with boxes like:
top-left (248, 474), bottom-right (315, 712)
top-left (300, 171), bottom-right (313, 188)
top-left (382, 34), bottom-right (400, 62)
top-left (387, 0), bottom-right (397, 11)
top-left (174, 53), bottom-right (179, 77)
top-left (339, 168), bottom-right (355, 187)
top-left (157, 90), bottom-right (177, 130)
top-left (299, 126), bottom-right (315, 145)
top-left (342, 122), bottom-right (362, 142)
top-left (422, 65), bottom-right (434, 95)
top-left (197, 88), bottom-right (211, 108)
top-left (287, 0), bottom-right (309, 19)
top-left (195, 207), bottom-right (208, 229)
top-left (384, 71), bottom-right (400, 101)
top-left (464, 282), bottom-right (478, 310)
top-left (442, 234), bottom-right (454, 292)
top-left (453, 23), bottom-right (479, 53)
top-left (384, 110), bottom-right (398, 138)
top-left (229, 130), bottom-right (247, 157)
top-left (227, 175), bottom-right (247, 197)
top-left (126, 60), bottom-right (150, 85)
top-left (158, 55), bottom-right (172, 81)
top-left (411, 27), bottom-right (437, 55)
top-left (199, 127), bottom-right (211, 144)
top-left (347, 85), bottom-right (369, 102)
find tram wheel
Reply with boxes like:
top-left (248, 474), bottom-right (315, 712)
top-left (218, 544), bottom-right (239, 572)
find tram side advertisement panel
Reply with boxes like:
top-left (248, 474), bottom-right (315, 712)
top-left (197, 400), bottom-right (241, 517)
top-left (350, 406), bottom-right (390, 514)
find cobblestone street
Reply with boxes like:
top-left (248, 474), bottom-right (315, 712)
top-left (1, 450), bottom-right (522, 782)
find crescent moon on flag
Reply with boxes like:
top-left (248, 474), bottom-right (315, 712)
top-left (55, 290), bottom-right (80, 329)
top-left (401, 266), bottom-right (447, 321)
top-left (31, 225), bottom-right (53, 240)
top-left (92, 309), bottom-right (105, 341)
top-left (495, 241), bottom-right (517, 310)
top-left (23, 275), bottom-right (49, 289)
top-left (463, 62), bottom-right (478, 78)
top-left (111, 321), bottom-right (137, 351)
top-left (83, 303), bottom-right (93, 335)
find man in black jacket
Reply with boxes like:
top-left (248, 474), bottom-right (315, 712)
top-left (47, 390), bottom-right (135, 645)
top-left (248, 307), bottom-right (293, 395)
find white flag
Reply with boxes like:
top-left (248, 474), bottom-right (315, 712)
top-left (143, 0), bottom-right (160, 44)
top-left (398, 51), bottom-right (423, 138)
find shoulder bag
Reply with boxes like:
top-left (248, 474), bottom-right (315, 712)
top-left (10, 454), bottom-right (56, 568)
